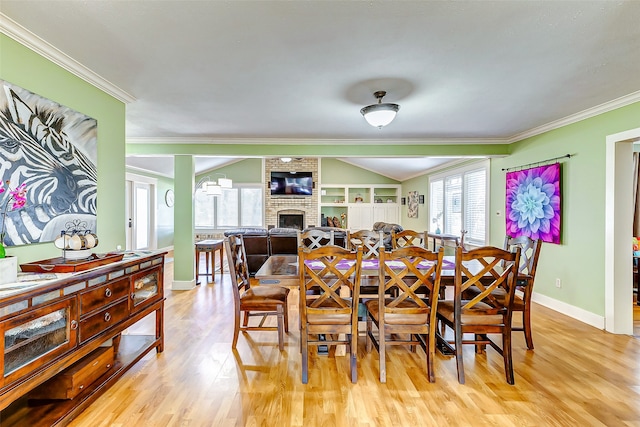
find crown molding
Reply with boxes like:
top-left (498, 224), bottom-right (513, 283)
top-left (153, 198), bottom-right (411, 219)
top-left (508, 90), bottom-right (640, 143)
top-left (126, 136), bottom-right (508, 145)
top-left (0, 13), bottom-right (135, 104)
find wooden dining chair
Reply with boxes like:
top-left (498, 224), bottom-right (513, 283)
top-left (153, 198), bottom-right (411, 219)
top-left (298, 245), bottom-right (363, 384)
top-left (436, 245), bottom-right (521, 384)
top-left (365, 246), bottom-right (444, 383)
top-left (347, 230), bottom-right (384, 259)
top-left (298, 228), bottom-right (334, 250)
top-left (503, 235), bottom-right (542, 349)
top-left (391, 229), bottom-right (427, 249)
top-left (225, 235), bottom-right (290, 351)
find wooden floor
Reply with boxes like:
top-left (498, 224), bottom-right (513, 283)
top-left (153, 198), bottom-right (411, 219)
top-left (67, 260), bottom-right (640, 427)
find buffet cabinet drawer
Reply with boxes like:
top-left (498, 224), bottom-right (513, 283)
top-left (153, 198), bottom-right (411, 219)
top-left (79, 299), bottom-right (128, 343)
top-left (79, 277), bottom-right (129, 316)
top-left (30, 345), bottom-right (114, 400)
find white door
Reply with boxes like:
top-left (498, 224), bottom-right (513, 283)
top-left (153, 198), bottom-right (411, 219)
top-left (125, 173), bottom-right (157, 251)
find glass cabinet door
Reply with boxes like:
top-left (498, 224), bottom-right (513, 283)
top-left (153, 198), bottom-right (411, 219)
top-left (1, 297), bottom-right (78, 387)
top-left (131, 266), bottom-right (161, 308)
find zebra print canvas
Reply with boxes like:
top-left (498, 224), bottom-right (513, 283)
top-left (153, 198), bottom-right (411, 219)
top-left (0, 80), bottom-right (97, 247)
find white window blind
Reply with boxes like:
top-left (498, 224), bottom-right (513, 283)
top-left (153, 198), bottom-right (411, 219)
top-left (444, 175), bottom-right (462, 235)
top-left (429, 180), bottom-right (444, 233)
top-left (429, 161), bottom-right (488, 246)
top-left (463, 169), bottom-right (486, 244)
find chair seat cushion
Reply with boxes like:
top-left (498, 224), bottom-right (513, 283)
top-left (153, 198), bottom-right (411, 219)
top-left (365, 299), bottom-right (429, 325)
top-left (437, 300), bottom-right (503, 325)
top-left (241, 286), bottom-right (289, 310)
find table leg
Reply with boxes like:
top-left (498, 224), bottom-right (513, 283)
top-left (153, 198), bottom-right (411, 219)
top-left (219, 246), bottom-right (224, 275)
top-left (210, 251), bottom-right (215, 281)
top-left (195, 248), bottom-right (200, 284)
top-left (206, 252), bottom-right (211, 282)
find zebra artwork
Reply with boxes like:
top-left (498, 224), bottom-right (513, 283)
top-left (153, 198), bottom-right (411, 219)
top-left (0, 80), bottom-right (97, 246)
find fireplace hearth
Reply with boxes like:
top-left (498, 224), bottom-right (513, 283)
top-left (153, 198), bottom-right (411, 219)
top-left (279, 214), bottom-right (304, 230)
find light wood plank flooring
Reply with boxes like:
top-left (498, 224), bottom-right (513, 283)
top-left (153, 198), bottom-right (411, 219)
top-left (67, 260), bottom-right (640, 427)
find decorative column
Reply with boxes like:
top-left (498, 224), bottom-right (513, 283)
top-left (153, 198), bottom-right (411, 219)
top-left (172, 155), bottom-right (196, 290)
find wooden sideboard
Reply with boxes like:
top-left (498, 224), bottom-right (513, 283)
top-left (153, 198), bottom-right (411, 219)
top-left (0, 251), bottom-right (166, 426)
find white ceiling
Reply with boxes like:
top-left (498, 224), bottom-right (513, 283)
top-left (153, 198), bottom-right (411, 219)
top-left (2, 1), bottom-right (639, 180)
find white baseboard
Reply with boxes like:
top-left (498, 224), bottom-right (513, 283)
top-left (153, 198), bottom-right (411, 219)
top-left (172, 279), bottom-right (196, 291)
top-left (532, 292), bottom-right (605, 330)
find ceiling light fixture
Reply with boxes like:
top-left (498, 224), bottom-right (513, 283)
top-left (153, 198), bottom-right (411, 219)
top-left (196, 173), bottom-right (232, 196)
top-left (360, 90), bottom-right (400, 129)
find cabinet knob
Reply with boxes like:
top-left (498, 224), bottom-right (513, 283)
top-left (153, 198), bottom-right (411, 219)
top-left (70, 320), bottom-right (78, 330)
top-left (131, 293), bottom-right (136, 300)
top-left (104, 312), bottom-right (112, 322)
top-left (105, 288), bottom-right (112, 298)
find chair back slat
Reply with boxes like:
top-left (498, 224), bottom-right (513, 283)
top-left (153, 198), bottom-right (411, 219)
top-left (454, 245), bottom-right (521, 314)
top-left (299, 245), bottom-right (363, 323)
top-left (504, 235), bottom-right (542, 278)
top-left (225, 235), bottom-right (251, 297)
top-left (379, 246), bottom-right (444, 322)
top-left (391, 229), bottom-right (427, 249)
top-left (348, 230), bottom-right (384, 259)
top-left (298, 229), bottom-right (335, 250)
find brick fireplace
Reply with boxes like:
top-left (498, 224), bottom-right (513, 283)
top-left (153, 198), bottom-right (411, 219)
top-left (265, 158), bottom-right (318, 229)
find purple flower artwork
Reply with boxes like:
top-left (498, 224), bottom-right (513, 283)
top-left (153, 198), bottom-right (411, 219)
top-left (506, 163), bottom-right (561, 244)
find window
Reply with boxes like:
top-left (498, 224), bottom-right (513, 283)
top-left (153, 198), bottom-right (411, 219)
top-left (429, 161), bottom-right (488, 245)
top-left (195, 185), bottom-right (263, 229)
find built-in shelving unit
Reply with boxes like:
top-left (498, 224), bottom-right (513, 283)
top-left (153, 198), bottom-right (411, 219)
top-left (319, 185), bottom-right (400, 229)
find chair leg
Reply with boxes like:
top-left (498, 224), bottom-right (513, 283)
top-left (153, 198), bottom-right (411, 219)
top-left (366, 315), bottom-right (372, 352)
top-left (301, 327), bottom-right (309, 384)
top-left (503, 328), bottom-right (515, 385)
top-left (277, 306), bottom-right (284, 351)
top-left (232, 308), bottom-right (241, 349)
top-left (455, 325), bottom-right (465, 384)
top-left (379, 325), bottom-right (386, 383)
top-left (243, 311), bottom-right (249, 327)
top-left (283, 299), bottom-right (290, 333)
top-left (426, 332), bottom-right (435, 383)
top-left (350, 332), bottom-right (358, 383)
top-left (523, 303), bottom-right (534, 350)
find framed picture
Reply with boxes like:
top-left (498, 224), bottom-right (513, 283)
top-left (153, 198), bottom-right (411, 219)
top-left (401, 197), bottom-right (406, 205)
top-left (407, 191), bottom-right (418, 218)
top-left (418, 194), bottom-right (425, 204)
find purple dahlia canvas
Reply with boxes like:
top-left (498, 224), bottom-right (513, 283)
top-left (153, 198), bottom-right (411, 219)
top-left (505, 163), bottom-right (561, 244)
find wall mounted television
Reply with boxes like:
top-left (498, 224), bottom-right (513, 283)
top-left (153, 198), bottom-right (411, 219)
top-left (270, 171), bottom-right (313, 196)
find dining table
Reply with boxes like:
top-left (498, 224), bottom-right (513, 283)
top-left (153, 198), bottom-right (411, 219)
top-left (254, 254), bottom-right (457, 287)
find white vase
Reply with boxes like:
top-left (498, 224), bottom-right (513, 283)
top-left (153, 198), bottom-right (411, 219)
top-left (0, 256), bottom-right (18, 285)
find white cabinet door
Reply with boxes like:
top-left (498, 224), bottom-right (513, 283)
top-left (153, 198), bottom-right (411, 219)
top-left (348, 205), bottom-right (373, 230)
top-left (373, 204), bottom-right (400, 224)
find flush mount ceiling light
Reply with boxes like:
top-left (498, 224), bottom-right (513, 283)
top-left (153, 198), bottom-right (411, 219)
top-left (360, 90), bottom-right (400, 128)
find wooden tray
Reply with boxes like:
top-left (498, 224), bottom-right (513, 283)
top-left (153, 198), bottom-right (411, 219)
top-left (20, 253), bottom-right (125, 273)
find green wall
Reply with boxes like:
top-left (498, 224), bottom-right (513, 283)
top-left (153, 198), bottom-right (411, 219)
top-left (491, 102), bottom-right (640, 316)
top-left (400, 174), bottom-right (430, 231)
top-left (320, 159), bottom-right (399, 185)
top-left (1, 35), bottom-right (126, 264)
top-left (196, 158), bottom-right (263, 184)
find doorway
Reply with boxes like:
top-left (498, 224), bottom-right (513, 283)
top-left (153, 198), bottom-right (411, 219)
top-left (125, 173), bottom-right (157, 251)
top-left (605, 127), bottom-right (640, 335)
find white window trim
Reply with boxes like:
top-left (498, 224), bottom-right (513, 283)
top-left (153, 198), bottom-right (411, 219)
top-left (428, 159), bottom-right (490, 247)
top-left (195, 182), bottom-right (264, 232)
